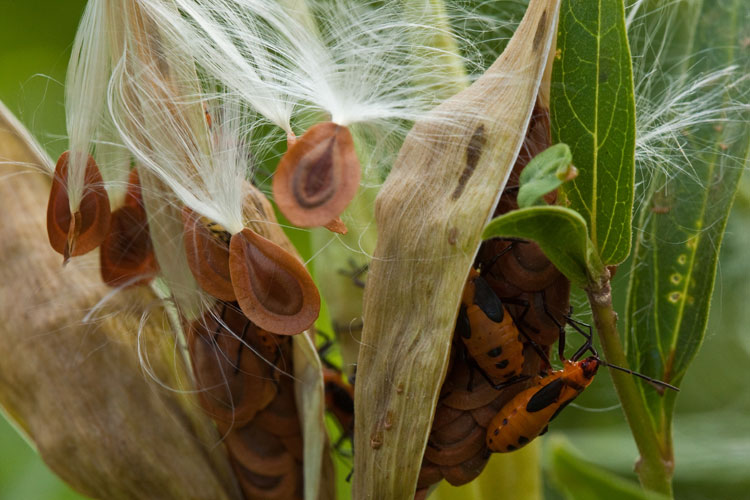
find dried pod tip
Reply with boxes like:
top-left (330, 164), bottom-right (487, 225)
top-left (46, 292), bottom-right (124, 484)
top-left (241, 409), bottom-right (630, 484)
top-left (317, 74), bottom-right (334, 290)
top-left (229, 228), bottom-right (321, 335)
top-left (46, 151), bottom-right (111, 263)
top-left (182, 207), bottom-right (236, 301)
top-left (100, 170), bottom-right (158, 288)
top-left (273, 121), bottom-right (361, 228)
top-left (324, 217), bottom-right (348, 235)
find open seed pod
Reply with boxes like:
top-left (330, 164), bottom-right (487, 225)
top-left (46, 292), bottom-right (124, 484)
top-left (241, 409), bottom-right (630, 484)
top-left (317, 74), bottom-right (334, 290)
top-left (272, 121), bottom-right (361, 227)
top-left (229, 228), bottom-right (321, 335)
top-left (46, 150), bottom-right (111, 262)
top-left (353, 1), bottom-right (560, 496)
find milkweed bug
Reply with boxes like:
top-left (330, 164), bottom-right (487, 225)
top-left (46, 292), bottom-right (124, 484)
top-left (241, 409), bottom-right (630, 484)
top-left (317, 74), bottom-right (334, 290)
top-left (456, 268), bottom-right (550, 390)
top-left (485, 321), bottom-right (678, 453)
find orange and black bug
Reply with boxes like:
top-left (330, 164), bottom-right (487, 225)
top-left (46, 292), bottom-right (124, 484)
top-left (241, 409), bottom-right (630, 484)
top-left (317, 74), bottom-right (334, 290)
top-left (485, 322), bottom-right (679, 453)
top-left (486, 356), bottom-right (599, 452)
top-left (456, 268), bottom-right (550, 390)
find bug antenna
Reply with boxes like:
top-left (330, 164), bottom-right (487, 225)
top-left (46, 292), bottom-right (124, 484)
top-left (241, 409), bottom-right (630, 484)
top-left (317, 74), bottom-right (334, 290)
top-left (597, 359), bottom-right (680, 392)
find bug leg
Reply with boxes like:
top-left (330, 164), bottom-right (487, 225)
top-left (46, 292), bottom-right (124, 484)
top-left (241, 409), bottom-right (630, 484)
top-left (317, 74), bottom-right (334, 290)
top-left (338, 259), bottom-right (369, 289)
top-left (211, 301), bottom-right (228, 342)
top-left (233, 318), bottom-right (251, 374)
top-left (479, 238), bottom-right (529, 277)
top-left (501, 297), bottom-right (539, 334)
top-left (537, 291), bottom-right (570, 362)
top-left (565, 314), bottom-right (597, 360)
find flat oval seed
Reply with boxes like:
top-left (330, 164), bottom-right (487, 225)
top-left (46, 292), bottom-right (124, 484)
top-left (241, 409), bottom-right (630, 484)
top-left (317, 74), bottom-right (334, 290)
top-left (46, 151), bottom-right (111, 262)
top-left (100, 203), bottom-right (158, 288)
top-left (229, 228), bottom-right (320, 335)
top-left (272, 122), bottom-right (361, 227)
top-left (182, 207), bottom-right (235, 301)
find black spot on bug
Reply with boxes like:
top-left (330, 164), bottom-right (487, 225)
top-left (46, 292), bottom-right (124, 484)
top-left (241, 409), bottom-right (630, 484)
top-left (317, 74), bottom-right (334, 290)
top-left (526, 378), bottom-right (564, 412)
top-left (472, 276), bottom-right (504, 322)
top-left (507, 445), bottom-right (516, 452)
top-left (502, 418), bottom-right (508, 426)
top-left (487, 346), bottom-right (503, 357)
top-left (518, 436), bottom-right (529, 445)
top-left (533, 10), bottom-right (548, 51)
top-left (451, 124), bottom-right (486, 200)
top-left (456, 304), bottom-right (472, 339)
top-left (494, 429), bottom-right (499, 436)
top-left (495, 359), bottom-right (509, 370)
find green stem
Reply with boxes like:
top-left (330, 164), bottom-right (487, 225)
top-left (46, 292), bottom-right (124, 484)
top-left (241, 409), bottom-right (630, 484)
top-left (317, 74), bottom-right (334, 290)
top-left (586, 278), bottom-right (674, 498)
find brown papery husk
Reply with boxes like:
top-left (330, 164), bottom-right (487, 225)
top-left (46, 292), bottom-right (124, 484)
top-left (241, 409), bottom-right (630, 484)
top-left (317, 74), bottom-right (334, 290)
top-left (46, 150), bottom-right (111, 261)
top-left (353, 0), bottom-right (561, 497)
top-left (229, 228), bottom-right (321, 335)
top-left (0, 100), bottom-right (242, 500)
top-left (182, 206), bottom-right (236, 301)
top-left (272, 121), bottom-right (361, 228)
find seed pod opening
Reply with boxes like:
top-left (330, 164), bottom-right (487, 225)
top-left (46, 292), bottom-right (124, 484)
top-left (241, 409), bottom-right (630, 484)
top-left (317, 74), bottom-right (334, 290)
top-left (229, 228), bottom-right (320, 335)
top-left (272, 122), bottom-right (361, 227)
top-left (182, 207), bottom-right (236, 301)
top-left (46, 151), bottom-right (111, 262)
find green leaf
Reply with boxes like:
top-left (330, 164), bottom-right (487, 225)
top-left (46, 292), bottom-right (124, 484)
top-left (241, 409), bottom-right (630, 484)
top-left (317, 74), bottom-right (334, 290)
top-left (517, 143), bottom-right (575, 207)
top-left (625, 0), bottom-right (750, 425)
top-left (551, 0), bottom-right (636, 265)
top-left (546, 436), bottom-right (670, 500)
top-left (482, 206), bottom-right (603, 287)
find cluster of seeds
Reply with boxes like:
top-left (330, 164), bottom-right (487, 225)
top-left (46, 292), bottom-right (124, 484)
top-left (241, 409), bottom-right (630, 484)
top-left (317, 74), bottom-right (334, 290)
top-left (189, 301), bottom-right (304, 500)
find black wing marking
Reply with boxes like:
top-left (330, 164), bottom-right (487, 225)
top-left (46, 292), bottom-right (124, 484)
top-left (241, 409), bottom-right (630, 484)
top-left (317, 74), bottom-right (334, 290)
top-left (526, 378), bottom-right (564, 413)
top-left (473, 276), bottom-right (505, 323)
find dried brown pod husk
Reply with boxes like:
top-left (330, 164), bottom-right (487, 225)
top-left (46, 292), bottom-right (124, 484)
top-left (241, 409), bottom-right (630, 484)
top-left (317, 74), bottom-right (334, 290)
top-left (182, 206), bottom-right (236, 301)
top-left (353, 1), bottom-right (559, 495)
top-left (272, 121), bottom-right (361, 227)
top-left (46, 150), bottom-right (111, 262)
top-left (229, 228), bottom-right (321, 335)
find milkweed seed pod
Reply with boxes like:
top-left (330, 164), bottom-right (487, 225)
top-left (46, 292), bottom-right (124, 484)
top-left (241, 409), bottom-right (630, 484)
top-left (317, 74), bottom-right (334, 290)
top-left (354, 2), bottom-right (560, 496)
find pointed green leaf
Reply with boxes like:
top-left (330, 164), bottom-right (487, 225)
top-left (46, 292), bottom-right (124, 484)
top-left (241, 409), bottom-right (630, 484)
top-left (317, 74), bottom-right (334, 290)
top-left (546, 436), bottom-right (670, 500)
top-left (625, 0), bottom-right (750, 425)
top-left (517, 143), bottom-right (575, 207)
top-left (482, 206), bottom-right (603, 287)
top-left (551, 0), bottom-right (636, 265)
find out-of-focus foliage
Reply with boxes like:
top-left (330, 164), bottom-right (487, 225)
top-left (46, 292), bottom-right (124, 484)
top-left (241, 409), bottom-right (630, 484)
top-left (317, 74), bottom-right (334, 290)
top-left (0, 2), bottom-right (88, 499)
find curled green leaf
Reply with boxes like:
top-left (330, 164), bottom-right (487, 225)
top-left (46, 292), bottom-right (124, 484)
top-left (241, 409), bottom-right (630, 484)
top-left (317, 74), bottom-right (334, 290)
top-left (482, 206), bottom-right (603, 287)
top-left (517, 143), bottom-right (576, 207)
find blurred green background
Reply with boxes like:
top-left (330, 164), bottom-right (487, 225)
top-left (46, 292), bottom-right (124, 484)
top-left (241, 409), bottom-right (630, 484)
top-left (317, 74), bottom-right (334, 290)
top-left (0, 1), bottom-right (748, 499)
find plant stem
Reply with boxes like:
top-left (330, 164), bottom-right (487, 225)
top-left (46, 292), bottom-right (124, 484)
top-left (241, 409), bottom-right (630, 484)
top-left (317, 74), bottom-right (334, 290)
top-left (586, 278), bottom-right (674, 498)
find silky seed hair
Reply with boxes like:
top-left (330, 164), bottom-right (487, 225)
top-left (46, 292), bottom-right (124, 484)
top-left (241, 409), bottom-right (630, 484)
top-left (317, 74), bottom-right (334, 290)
top-left (63, 0), bottom-right (130, 209)
top-left (108, 7), bottom-right (250, 236)
top-left (136, 0), bottom-right (514, 161)
top-left (627, 0), bottom-right (750, 206)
